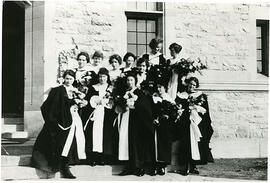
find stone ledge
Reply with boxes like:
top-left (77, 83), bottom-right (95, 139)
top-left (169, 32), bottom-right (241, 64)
top-left (199, 82), bottom-right (268, 91)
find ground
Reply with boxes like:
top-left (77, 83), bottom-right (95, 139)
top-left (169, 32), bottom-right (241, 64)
top-left (197, 158), bottom-right (267, 180)
top-left (49, 158), bottom-right (268, 181)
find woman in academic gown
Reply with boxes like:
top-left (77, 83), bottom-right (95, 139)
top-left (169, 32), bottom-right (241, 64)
top-left (31, 70), bottom-right (87, 179)
top-left (151, 81), bottom-right (176, 176)
top-left (142, 38), bottom-right (168, 67)
top-left (115, 71), bottom-right (155, 177)
top-left (83, 67), bottom-right (116, 166)
top-left (173, 77), bottom-right (214, 176)
top-left (167, 43), bottom-right (187, 100)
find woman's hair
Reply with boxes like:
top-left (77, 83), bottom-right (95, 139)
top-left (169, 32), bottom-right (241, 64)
top-left (63, 69), bottom-right (76, 79)
top-left (77, 52), bottom-right (90, 63)
top-left (187, 76), bottom-right (200, 88)
top-left (136, 57), bottom-right (149, 68)
top-left (109, 54), bottom-right (122, 65)
top-left (169, 43), bottom-right (182, 54)
top-left (149, 38), bottom-right (163, 50)
top-left (123, 52), bottom-right (136, 62)
top-left (125, 71), bottom-right (138, 85)
top-left (92, 50), bottom-right (104, 59)
top-left (98, 67), bottom-right (111, 84)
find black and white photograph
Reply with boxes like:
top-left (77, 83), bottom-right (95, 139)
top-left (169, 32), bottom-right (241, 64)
top-left (0, 0), bottom-right (269, 181)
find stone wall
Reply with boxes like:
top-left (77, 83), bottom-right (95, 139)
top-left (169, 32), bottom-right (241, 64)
top-left (207, 91), bottom-right (268, 139)
top-left (165, 3), bottom-right (269, 82)
top-left (51, 1), bottom-right (127, 61)
top-left (206, 91), bottom-right (268, 158)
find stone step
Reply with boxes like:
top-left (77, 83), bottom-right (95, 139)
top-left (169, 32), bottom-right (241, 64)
top-left (1, 155), bottom-right (32, 167)
top-left (1, 118), bottom-right (24, 125)
top-left (1, 139), bottom-right (34, 155)
top-left (2, 131), bottom-right (28, 139)
top-left (1, 165), bottom-right (115, 180)
top-left (1, 124), bottom-right (24, 133)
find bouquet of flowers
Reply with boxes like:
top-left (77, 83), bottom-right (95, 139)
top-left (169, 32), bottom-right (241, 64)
top-left (160, 100), bottom-right (183, 123)
top-left (173, 57), bottom-right (207, 77)
top-left (72, 87), bottom-right (88, 108)
top-left (153, 96), bottom-right (183, 126)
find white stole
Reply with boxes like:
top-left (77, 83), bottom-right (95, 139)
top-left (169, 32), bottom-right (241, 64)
top-left (90, 84), bottom-right (108, 153)
top-left (118, 110), bottom-right (130, 160)
top-left (61, 105), bottom-right (86, 159)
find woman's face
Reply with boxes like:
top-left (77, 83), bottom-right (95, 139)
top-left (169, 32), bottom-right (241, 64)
top-left (99, 74), bottom-right (108, 84)
top-left (157, 84), bottom-right (166, 95)
top-left (64, 74), bottom-right (75, 87)
top-left (126, 56), bottom-right (135, 67)
top-left (126, 76), bottom-right (136, 89)
top-left (187, 80), bottom-right (197, 93)
top-left (152, 43), bottom-right (162, 54)
top-left (137, 62), bottom-right (147, 73)
top-left (111, 59), bottom-right (120, 70)
top-left (170, 49), bottom-right (177, 58)
top-left (77, 55), bottom-right (88, 68)
top-left (93, 57), bottom-right (102, 66)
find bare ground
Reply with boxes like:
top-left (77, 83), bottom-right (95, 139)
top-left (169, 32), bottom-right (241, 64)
top-left (197, 158), bottom-right (267, 180)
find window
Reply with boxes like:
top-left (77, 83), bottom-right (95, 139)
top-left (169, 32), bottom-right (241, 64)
top-left (256, 20), bottom-right (269, 76)
top-left (126, 2), bottom-right (163, 57)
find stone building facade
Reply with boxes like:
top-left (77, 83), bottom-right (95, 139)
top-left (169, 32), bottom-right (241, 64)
top-left (2, 1), bottom-right (269, 158)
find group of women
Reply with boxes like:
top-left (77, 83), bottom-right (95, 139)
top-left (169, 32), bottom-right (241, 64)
top-left (30, 38), bottom-right (214, 179)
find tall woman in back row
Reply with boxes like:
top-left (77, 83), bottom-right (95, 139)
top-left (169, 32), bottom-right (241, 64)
top-left (174, 77), bottom-right (214, 175)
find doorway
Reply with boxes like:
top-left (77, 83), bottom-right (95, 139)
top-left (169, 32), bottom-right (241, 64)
top-left (2, 1), bottom-right (25, 117)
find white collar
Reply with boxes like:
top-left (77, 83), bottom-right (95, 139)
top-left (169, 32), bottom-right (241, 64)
top-left (177, 91), bottom-right (202, 99)
top-left (93, 83), bottom-right (108, 91)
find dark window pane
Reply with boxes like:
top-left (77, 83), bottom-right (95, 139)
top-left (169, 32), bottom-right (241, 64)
top-left (127, 32), bottom-right (136, 44)
top-left (138, 45), bottom-right (147, 56)
top-left (147, 33), bottom-right (156, 43)
top-left (146, 2), bottom-right (156, 11)
top-left (128, 19), bottom-right (136, 31)
top-left (256, 27), bottom-right (261, 37)
top-left (147, 20), bottom-right (156, 32)
top-left (128, 44), bottom-right (136, 56)
top-left (138, 32), bottom-right (146, 44)
top-left (138, 20), bottom-right (146, 32)
top-left (257, 38), bottom-right (262, 49)
top-left (137, 2), bottom-right (147, 10)
top-left (157, 2), bottom-right (163, 11)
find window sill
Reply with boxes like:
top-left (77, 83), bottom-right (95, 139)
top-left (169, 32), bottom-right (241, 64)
top-left (199, 77), bottom-right (268, 92)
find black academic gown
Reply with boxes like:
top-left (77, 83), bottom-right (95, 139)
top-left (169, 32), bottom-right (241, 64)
top-left (151, 98), bottom-right (174, 165)
top-left (83, 85), bottom-right (116, 157)
top-left (174, 92), bottom-right (214, 166)
top-left (31, 85), bottom-right (77, 173)
top-left (128, 89), bottom-right (155, 169)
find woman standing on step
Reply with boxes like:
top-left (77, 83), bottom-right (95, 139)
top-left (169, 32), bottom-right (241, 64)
top-left (31, 70), bottom-right (87, 179)
top-left (83, 68), bottom-right (116, 166)
top-left (173, 77), bottom-right (214, 176)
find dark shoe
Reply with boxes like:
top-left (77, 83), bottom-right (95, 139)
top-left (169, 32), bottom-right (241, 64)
top-left (134, 168), bottom-right (145, 177)
top-left (60, 166), bottom-right (76, 179)
top-left (89, 161), bottom-right (96, 167)
top-left (189, 168), bottom-right (199, 174)
top-left (148, 168), bottom-right (157, 176)
top-left (174, 170), bottom-right (188, 176)
top-left (119, 169), bottom-right (132, 176)
top-left (99, 161), bottom-right (105, 166)
top-left (157, 167), bottom-right (165, 176)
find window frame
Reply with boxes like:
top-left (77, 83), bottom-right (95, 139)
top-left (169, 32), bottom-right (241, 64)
top-left (125, 2), bottom-right (164, 57)
top-left (256, 20), bottom-right (269, 77)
